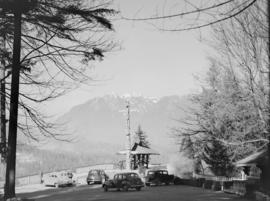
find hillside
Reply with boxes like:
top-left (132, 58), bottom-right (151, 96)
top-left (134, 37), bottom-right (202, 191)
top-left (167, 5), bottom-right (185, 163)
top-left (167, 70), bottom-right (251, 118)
top-left (0, 143), bottom-right (119, 180)
top-left (43, 95), bottom-right (190, 162)
top-left (0, 95), bottom-right (191, 178)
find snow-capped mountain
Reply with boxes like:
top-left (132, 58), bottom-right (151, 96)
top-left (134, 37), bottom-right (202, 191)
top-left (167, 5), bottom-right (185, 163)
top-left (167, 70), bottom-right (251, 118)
top-left (46, 94), bottom-right (190, 162)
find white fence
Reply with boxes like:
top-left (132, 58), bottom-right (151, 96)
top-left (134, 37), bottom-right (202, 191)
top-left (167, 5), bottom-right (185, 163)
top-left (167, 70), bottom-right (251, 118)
top-left (192, 173), bottom-right (244, 181)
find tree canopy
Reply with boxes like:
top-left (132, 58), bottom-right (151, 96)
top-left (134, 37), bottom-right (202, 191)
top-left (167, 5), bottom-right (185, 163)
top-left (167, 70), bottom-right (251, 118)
top-left (134, 125), bottom-right (150, 148)
top-left (0, 0), bottom-right (116, 140)
top-left (173, 0), bottom-right (268, 174)
top-left (202, 138), bottom-right (234, 177)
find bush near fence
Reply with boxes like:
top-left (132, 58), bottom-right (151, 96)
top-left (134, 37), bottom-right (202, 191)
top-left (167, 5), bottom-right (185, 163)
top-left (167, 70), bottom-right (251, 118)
top-left (255, 191), bottom-right (270, 201)
top-left (196, 178), bottom-right (206, 187)
top-left (179, 177), bottom-right (236, 192)
top-left (203, 180), bottom-right (213, 189)
top-left (178, 173), bottom-right (262, 199)
top-left (212, 181), bottom-right (222, 191)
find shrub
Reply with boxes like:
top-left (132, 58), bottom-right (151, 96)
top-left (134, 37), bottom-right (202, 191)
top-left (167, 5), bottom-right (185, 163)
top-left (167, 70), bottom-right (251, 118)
top-left (203, 180), bottom-right (213, 189)
top-left (173, 177), bottom-right (181, 185)
top-left (222, 181), bottom-right (234, 190)
top-left (196, 178), bottom-right (206, 187)
top-left (212, 181), bottom-right (222, 191)
top-left (245, 183), bottom-right (258, 198)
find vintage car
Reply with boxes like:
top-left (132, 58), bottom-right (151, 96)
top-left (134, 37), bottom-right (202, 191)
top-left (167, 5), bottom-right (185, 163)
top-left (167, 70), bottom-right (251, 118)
top-left (43, 171), bottom-right (73, 188)
top-left (86, 169), bottom-right (108, 185)
top-left (102, 172), bottom-right (144, 192)
top-left (144, 170), bottom-right (175, 186)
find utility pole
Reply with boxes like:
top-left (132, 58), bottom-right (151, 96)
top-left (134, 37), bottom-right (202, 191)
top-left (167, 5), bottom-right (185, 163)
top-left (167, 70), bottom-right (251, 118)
top-left (126, 101), bottom-right (131, 170)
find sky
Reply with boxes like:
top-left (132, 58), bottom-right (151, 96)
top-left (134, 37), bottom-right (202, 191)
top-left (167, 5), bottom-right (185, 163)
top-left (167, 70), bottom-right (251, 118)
top-left (45, 0), bottom-right (211, 116)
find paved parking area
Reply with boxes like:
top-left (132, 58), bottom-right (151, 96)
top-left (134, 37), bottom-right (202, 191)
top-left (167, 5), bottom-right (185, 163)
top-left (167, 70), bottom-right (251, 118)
top-left (14, 184), bottom-right (251, 201)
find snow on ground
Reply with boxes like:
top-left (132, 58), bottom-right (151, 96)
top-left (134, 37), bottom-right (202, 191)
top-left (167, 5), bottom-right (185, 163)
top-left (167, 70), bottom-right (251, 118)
top-left (0, 184), bottom-right (54, 194)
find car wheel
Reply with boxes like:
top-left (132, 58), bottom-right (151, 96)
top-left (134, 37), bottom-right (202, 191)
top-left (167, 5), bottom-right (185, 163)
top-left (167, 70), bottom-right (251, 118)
top-left (104, 185), bottom-right (108, 192)
top-left (145, 183), bottom-right (150, 187)
top-left (123, 185), bottom-right (129, 191)
top-left (87, 181), bottom-right (91, 185)
top-left (165, 182), bottom-right (169, 185)
top-left (136, 187), bottom-right (141, 191)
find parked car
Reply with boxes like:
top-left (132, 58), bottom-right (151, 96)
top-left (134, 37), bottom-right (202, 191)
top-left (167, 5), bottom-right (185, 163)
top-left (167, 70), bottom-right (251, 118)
top-left (103, 172), bottom-right (144, 192)
top-left (144, 170), bottom-right (175, 186)
top-left (87, 169), bottom-right (108, 185)
top-left (43, 172), bottom-right (73, 188)
top-left (66, 170), bottom-right (77, 185)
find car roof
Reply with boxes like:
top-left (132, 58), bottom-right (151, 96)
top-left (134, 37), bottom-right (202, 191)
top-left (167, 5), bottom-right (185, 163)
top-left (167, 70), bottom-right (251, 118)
top-left (116, 172), bottom-right (138, 175)
top-left (89, 169), bottom-right (104, 172)
top-left (147, 169), bottom-right (168, 172)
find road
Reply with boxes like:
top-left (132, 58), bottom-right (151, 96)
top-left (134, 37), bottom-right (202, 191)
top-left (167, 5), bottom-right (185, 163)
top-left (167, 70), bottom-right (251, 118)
top-left (15, 184), bottom-right (250, 201)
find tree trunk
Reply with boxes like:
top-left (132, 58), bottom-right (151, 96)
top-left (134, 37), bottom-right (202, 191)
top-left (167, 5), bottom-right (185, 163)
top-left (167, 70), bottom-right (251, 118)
top-left (0, 62), bottom-right (6, 161)
top-left (267, 0), bottom-right (270, 192)
top-left (0, 15), bottom-right (7, 201)
top-left (0, 17), bottom-right (6, 162)
top-left (4, 9), bottom-right (22, 200)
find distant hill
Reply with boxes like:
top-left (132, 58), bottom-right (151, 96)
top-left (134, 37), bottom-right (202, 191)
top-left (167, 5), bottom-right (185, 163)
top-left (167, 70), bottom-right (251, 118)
top-left (43, 94), bottom-right (191, 162)
top-left (0, 95), bottom-right (191, 178)
top-left (0, 143), bottom-right (119, 179)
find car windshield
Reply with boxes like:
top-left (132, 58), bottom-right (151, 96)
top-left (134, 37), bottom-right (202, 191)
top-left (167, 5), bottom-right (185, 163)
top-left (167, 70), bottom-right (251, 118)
top-left (114, 174), bottom-right (119, 180)
top-left (100, 170), bottom-right (105, 175)
top-left (129, 173), bottom-right (139, 178)
top-left (90, 170), bottom-right (99, 175)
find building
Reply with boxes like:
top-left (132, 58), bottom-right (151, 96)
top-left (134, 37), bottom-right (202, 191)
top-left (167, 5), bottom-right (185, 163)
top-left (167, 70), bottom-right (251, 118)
top-left (117, 143), bottom-right (159, 170)
top-left (236, 149), bottom-right (268, 182)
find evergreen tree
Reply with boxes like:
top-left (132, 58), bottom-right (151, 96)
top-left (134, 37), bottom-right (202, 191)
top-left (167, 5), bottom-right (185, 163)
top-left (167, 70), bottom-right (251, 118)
top-left (0, 0), bottom-right (116, 140)
top-left (0, 1), bottom-right (116, 198)
top-left (134, 125), bottom-right (150, 148)
top-left (202, 138), bottom-right (234, 177)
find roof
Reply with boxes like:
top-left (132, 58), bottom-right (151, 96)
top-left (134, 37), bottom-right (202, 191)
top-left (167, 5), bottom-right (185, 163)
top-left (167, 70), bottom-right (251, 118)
top-left (117, 144), bottom-right (160, 155)
top-left (115, 172), bottom-right (138, 175)
top-left (236, 149), bottom-right (267, 167)
top-left (133, 145), bottom-right (159, 155)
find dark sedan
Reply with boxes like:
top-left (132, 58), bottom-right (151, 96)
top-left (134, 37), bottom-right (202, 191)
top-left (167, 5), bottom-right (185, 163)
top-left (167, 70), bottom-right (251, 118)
top-left (103, 172), bottom-right (144, 192)
top-left (144, 170), bottom-right (175, 186)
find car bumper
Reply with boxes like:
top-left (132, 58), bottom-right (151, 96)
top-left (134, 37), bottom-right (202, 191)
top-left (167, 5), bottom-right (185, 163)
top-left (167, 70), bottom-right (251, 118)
top-left (87, 179), bottom-right (103, 184)
top-left (130, 184), bottom-right (144, 188)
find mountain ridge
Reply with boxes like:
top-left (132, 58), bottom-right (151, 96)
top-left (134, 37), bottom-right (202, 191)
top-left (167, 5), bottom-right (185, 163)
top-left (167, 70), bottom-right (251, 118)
top-left (42, 94), bottom-right (190, 163)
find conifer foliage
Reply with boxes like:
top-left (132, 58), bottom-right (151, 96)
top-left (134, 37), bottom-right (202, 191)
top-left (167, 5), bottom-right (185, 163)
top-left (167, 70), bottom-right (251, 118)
top-left (0, 1), bottom-right (116, 199)
top-left (134, 125), bottom-right (150, 148)
top-left (0, 0), bottom-right (116, 140)
top-left (174, 0), bottom-right (268, 171)
top-left (202, 138), bottom-right (234, 177)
